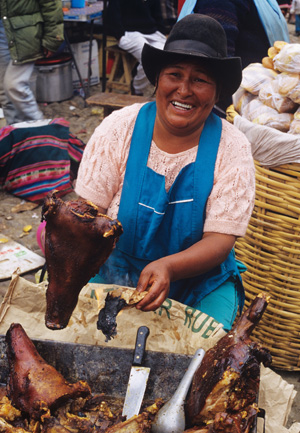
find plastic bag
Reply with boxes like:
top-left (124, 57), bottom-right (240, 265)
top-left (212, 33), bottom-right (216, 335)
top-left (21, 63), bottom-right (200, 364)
top-left (253, 112), bottom-right (293, 132)
top-left (241, 63), bottom-right (278, 95)
top-left (242, 99), bottom-right (293, 132)
top-left (234, 115), bottom-right (300, 166)
top-left (232, 87), bottom-right (256, 115)
top-left (286, 79), bottom-right (300, 104)
top-left (273, 43), bottom-right (300, 73)
top-left (258, 80), bottom-right (297, 113)
top-left (288, 106), bottom-right (300, 134)
top-left (243, 99), bottom-right (277, 121)
top-left (288, 119), bottom-right (300, 134)
top-left (276, 72), bottom-right (300, 96)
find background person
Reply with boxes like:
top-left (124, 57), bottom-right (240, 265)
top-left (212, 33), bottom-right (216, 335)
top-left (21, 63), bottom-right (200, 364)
top-left (178, 0), bottom-right (290, 111)
top-left (75, 14), bottom-right (256, 331)
top-left (291, 0), bottom-right (300, 35)
top-left (160, 0), bottom-right (178, 33)
top-left (105, 0), bottom-right (167, 95)
top-left (0, 0), bottom-right (64, 125)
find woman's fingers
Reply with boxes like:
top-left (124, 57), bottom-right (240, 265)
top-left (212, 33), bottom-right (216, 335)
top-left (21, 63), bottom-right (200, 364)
top-left (136, 279), bottom-right (169, 311)
top-left (135, 259), bottom-right (171, 310)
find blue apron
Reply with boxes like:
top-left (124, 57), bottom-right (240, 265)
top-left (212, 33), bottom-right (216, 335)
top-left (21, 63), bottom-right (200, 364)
top-left (96, 102), bottom-right (244, 310)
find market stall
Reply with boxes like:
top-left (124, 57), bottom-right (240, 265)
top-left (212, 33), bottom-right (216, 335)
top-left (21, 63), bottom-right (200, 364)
top-left (0, 271), bottom-right (297, 433)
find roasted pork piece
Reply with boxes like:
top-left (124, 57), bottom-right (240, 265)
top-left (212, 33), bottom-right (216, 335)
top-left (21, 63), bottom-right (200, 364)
top-left (6, 323), bottom-right (91, 420)
top-left (3, 323), bottom-right (164, 432)
top-left (185, 293), bottom-right (272, 433)
top-left (97, 288), bottom-right (147, 341)
top-left (41, 190), bottom-right (123, 330)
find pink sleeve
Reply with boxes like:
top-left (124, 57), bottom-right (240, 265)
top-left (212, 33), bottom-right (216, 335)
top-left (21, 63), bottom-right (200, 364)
top-left (203, 120), bottom-right (256, 237)
top-left (75, 104), bottom-right (141, 210)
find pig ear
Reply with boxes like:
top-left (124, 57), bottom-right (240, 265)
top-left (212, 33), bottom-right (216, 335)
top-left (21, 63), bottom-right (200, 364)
top-left (42, 190), bottom-right (60, 220)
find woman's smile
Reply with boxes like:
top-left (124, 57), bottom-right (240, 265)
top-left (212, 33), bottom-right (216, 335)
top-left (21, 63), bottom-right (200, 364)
top-left (171, 100), bottom-right (194, 111)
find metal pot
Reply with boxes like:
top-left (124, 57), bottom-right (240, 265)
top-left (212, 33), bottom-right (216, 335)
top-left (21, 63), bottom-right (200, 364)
top-left (35, 54), bottom-right (74, 103)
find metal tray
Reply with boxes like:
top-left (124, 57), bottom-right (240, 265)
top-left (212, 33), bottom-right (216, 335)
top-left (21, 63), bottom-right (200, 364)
top-left (0, 335), bottom-right (260, 432)
top-left (0, 335), bottom-right (192, 400)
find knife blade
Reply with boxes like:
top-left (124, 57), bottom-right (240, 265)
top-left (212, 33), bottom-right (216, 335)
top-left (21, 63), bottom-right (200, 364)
top-left (122, 325), bottom-right (150, 419)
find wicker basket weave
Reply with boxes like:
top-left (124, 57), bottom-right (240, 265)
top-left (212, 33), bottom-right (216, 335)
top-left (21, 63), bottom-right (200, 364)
top-left (235, 161), bottom-right (300, 370)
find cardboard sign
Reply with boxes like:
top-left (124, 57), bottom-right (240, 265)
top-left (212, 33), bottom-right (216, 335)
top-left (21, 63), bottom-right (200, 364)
top-left (0, 235), bottom-right (45, 280)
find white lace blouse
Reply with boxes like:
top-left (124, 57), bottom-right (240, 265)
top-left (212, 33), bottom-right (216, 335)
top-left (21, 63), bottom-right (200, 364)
top-left (75, 103), bottom-right (255, 237)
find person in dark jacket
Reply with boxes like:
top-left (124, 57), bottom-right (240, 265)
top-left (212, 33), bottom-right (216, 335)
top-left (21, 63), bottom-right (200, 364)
top-left (106, 0), bottom-right (167, 95)
top-left (0, 0), bottom-right (64, 125)
top-left (160, 0), bottom-right (178, 33)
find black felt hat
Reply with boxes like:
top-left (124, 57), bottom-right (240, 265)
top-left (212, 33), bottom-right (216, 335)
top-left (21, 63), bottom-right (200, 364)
top-left (142, 14), bottom-right (242, 100)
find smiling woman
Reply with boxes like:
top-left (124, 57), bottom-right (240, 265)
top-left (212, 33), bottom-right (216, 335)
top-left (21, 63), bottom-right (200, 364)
top-left (75, 14), bottom-right (256, 332)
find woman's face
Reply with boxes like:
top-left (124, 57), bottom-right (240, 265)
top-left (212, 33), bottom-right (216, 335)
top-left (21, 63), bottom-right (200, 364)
top-left (155, 60), bottom-right (219, 136)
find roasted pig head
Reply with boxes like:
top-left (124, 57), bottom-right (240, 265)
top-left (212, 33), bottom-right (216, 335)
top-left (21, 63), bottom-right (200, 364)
top-left (185, 293), bottom-right (272, 432)
top-left (42, 190), bottom-right (123, 330)
top-left (6, 323), bottom-right (91, 420)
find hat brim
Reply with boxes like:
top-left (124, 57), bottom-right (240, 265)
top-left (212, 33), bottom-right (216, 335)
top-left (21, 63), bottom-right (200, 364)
top-left (142, 43), bottom-right (242, 101)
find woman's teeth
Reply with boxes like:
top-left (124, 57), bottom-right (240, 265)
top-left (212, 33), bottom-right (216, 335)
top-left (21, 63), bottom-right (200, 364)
top-left (172, 101), bottom-right (193, 110)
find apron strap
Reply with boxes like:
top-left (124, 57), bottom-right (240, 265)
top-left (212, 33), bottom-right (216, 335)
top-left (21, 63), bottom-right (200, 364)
top-left (118, 102), bottom-right (157, 254)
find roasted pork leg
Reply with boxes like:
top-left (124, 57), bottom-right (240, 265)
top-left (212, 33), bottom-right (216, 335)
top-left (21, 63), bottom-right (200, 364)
top-left (42, 190), bottom-right (123, 330)
top-left (6, 323), bottom-right (91, 420)
top-left (185, 293), bottom-right (272, 432)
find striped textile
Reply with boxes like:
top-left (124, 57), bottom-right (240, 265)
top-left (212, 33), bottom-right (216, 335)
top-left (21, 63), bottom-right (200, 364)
top-left (0, 118), bottom-right (85, 203)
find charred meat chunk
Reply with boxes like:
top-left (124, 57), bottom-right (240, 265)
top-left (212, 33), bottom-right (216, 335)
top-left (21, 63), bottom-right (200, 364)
top-left (97, 288), bottom-right (147, 341)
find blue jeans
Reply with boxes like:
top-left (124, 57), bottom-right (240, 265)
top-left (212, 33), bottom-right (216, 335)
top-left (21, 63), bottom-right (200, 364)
top-left (0, 20), bottom-right (43, 125)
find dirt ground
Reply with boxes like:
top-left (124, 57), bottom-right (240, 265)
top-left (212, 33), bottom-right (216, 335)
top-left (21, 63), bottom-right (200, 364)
top-left (40, 84), bottom-right (106, 142)
top-left (0, 22), bottom-right (300, 430)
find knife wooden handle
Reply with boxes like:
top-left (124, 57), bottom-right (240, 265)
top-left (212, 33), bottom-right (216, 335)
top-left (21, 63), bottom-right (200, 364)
top-left (133, 326), bottom-right (150, 366)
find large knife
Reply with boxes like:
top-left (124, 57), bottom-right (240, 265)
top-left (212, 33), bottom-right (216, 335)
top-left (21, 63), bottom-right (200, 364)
top-left (122, 326), bottom-right (150, 419)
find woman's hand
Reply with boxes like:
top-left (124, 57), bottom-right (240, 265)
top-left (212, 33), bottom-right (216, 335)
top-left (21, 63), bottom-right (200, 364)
top-left (135, 232), bottom-right (236, 311)
top-left (135, 258), bottom-right (172, 311)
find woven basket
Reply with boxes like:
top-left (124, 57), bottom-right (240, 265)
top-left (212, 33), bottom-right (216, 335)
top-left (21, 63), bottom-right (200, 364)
top-left (235, 161), bottom-right (300, 370)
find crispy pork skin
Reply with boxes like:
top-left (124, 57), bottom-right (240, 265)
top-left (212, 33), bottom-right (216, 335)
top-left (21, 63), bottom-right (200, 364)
top-left (6, 323), bottom-right (91, 420)
top-left (42, 190), bottom-right (123, 330)
top-left (185, 293), bottom-right (272, 432)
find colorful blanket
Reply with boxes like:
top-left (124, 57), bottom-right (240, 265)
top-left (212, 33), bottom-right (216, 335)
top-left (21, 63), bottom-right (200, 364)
top-left (0, 118), bottom-right (85, 203)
